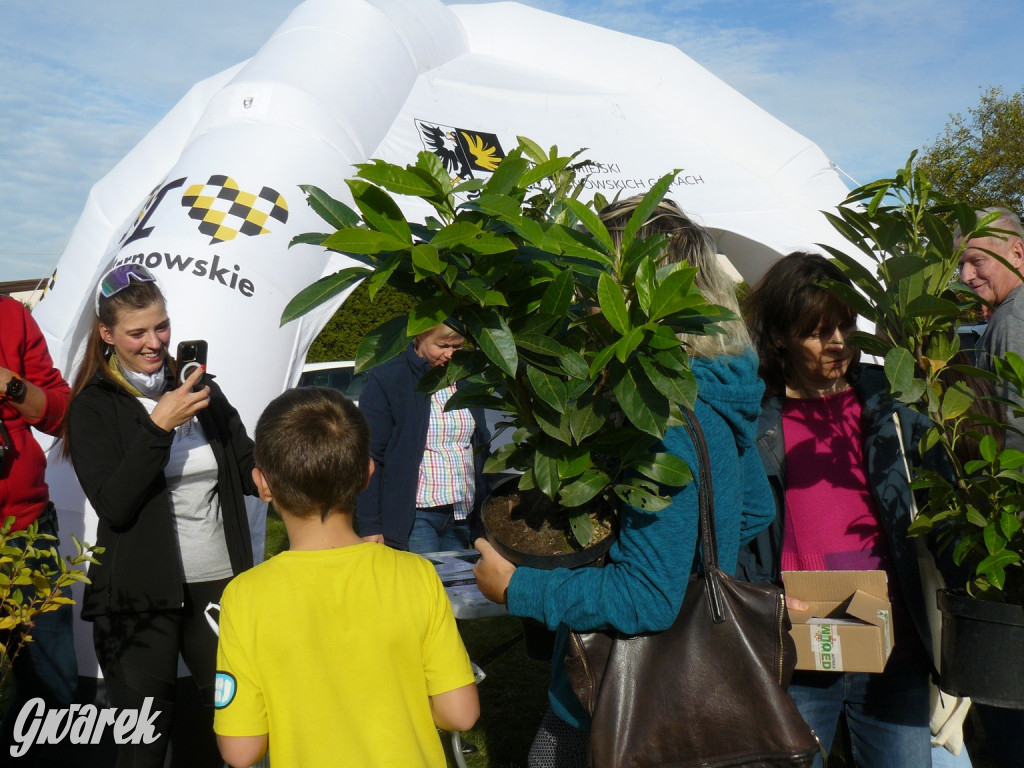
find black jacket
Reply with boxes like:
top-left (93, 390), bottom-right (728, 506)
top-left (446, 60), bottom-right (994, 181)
top-left (736, 366), bottom-right (956, 670)
top-left (356, 344), bottom-right (490, 549)
top-left (68, 371), bottom-right (257, 618)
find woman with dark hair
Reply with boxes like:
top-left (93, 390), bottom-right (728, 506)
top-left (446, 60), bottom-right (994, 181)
top-left (63, 263), bottom-right (258, 767)
top-left (474, 197), bottom-right (776, 768)
top-left (739, 251), bottom-right (960, 768)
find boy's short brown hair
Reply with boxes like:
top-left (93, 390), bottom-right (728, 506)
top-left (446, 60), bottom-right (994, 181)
top-left (254, 387), bottom-right (369, 520)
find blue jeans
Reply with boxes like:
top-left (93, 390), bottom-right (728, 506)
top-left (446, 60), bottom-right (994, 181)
top-left (787, 655), bottom-right (931, 768)
top-left (407, 505), bottom-right (471, 554)
top-left (1, 507), bottom-right (79, 759)
top-left (930, 743), bottom-right (972, 767)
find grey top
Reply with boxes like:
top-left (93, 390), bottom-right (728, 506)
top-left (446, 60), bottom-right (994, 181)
top-left (979, 283), bottom-right (1024, 450)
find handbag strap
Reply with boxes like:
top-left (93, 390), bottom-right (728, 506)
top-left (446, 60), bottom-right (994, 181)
top-left (679, 406), bottom-right (727, 623)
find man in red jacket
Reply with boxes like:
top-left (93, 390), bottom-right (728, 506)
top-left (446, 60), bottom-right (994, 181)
top-left (0, 294), bottom-right (77, 761)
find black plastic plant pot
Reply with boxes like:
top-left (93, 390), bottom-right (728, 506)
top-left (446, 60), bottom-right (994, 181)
top-left (937, 589), bottom-right (1024, 709)
top-left (520, 617), bottom-right (557, 662)
top-left (480, 478), bottom-right (617, 571)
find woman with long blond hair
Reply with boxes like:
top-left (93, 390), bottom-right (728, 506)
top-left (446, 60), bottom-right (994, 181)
top-left (474, 197), bottom-right (775, 767)
top-left (64, 263), bottom-right (257, 767)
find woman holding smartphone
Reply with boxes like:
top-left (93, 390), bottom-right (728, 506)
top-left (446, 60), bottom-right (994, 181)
top-left (62, 263), bottom-right (258, 767)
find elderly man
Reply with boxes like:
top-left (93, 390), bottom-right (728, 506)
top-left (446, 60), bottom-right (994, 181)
top-left (958, 206), bottom-right (1024, 449)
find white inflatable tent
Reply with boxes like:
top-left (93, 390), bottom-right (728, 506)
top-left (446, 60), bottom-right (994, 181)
top-left (32, 0), bottom-right (852, 676)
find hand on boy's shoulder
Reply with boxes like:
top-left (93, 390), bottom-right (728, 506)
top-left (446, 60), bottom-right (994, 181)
top-left (361, 533), bottom-right (385, 544)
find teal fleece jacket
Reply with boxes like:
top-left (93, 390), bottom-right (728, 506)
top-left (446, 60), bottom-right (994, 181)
top-left (506, 351), bottom-right (776, 728)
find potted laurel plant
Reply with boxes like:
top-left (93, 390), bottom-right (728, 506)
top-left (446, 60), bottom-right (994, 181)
top-left (281, 137), bottom-right (727, 567)
top-left (819, 153), bottom-right (1024, 707)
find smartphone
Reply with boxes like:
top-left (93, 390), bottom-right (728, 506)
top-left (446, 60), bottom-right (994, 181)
top-left (176, 340), bottom-right (208, 388)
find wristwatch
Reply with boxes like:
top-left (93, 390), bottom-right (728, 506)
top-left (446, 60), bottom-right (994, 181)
top-left (3, 373), bottom-right (26, 403)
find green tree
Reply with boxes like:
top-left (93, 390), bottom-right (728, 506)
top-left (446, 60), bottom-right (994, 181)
top-left (917, 86), bottom-right (1024, 219)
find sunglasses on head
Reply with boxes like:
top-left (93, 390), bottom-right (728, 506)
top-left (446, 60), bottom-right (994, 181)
top-left (94, 263), bottom-right (158, 315)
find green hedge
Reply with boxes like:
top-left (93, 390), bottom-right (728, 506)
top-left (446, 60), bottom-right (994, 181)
top-left (305, 282), bottom-right (415, 363)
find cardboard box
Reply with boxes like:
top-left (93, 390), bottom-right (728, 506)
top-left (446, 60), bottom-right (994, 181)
top-left (782, 570), bottom-right (893, 673)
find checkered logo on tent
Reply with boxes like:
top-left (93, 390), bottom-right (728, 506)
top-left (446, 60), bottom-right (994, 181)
top-left (181, 175), bottom-right (288, 245)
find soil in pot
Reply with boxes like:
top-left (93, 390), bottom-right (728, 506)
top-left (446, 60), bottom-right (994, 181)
top-left (481, 483), bottom-right (617, 569)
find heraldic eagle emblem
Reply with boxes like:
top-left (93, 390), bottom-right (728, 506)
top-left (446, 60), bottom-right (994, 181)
top-left (415, 120), bottom-right (506, 181)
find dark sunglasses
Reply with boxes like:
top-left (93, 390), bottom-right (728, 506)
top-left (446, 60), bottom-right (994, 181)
top-left (94, 264), bottom-right (158, 315)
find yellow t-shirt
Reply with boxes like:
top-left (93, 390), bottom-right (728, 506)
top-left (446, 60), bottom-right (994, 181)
top-left (213, 542), bottom-right (474, 767)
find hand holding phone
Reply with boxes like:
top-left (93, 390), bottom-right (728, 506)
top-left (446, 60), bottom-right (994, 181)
top-left (177, 340), bottom-right (208, 389)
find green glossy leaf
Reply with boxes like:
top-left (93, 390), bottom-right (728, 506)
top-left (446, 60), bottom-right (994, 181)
top-left (408, 296), bottom-right (457, 335)
top-left (355, 159), bottom-right (438, 197)
top-left (348, 180), bottom-right (412, 244)
top-left (527, 365), bottom-right (569, 412)
top-left (560, 470), bottom-right (610, 508)
top-left (569, 401), bottom-right (608, 444)
top-left (983, 522), bottom-right (1007, 555)
top-left (533, 450), bottom-right (558, 499)
top-left (589, 343), bottom-right (617, 378)
top-left (298, 184), bottom-right (361, 229)
top-left (631, 452), bottom-right (693, 487)
top-left (568, 510), bottom-right (595, 547)
top-left (905, 294), bottom-right (961, 318)
top-left (465, 308), bottom-right (519, 377)
top-left (610, 361), bottom-right (669, 438)
top-left (635, 258), bottom-right (656, 316)
top-left (980, 434), bottom-right (998, 463)
top-left (614, 327), bottom-right (645, 363)
top-left (280, 266), bottom-right (369, 325)
top-left (519, 156), bottom-right (571, 189)
top-left (940, 383), bottom-right (974, 421)
top-left (517, 333), bottom-right (564, 357)
top-left (1000, 510), bottom-right (1023, 540)
top-left (622, 172), bottom-right (678, 248)
top-left (321, 228), bottom-right (408, 255)
top-left (539, 269), bottom-right (575, 318)
top-left (354, 315), bottom-right (409, 372)
top-left (617, 483), bottom-right (671, 512)
top-left (411, 243), bottom-right (443, 277)
top-left (429, 221), bottom-right (485, 250)
top-left (647, 267), bottom-right (698, 322)
top-left (597, 272), bottom-right (630, 334)
top-left (638, 354), bottom-right (697, 408)
top-left (884, 348), bottom-right (918, 394)
top-left (558, 350), bottom-right (590, 380)
top-left (563, 199), bottom-right (614, 255)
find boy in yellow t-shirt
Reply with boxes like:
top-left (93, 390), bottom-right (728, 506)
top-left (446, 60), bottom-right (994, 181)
top-left (213, 387), bottom-right (479, 768)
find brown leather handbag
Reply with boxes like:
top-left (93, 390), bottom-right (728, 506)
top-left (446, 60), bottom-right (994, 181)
top-left (565, 408), bottom-right (819, 768)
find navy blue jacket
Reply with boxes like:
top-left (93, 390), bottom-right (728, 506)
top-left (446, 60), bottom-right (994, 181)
top-left (356, 344), bottom-right (490, 549)
top-left (736, 365), bottom-right (957, 670)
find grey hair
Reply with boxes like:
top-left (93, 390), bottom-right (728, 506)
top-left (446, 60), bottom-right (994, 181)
top-left (598, 196), bottom-right (752, 357)
top-left (955, 206), bottom-right (1024, 245)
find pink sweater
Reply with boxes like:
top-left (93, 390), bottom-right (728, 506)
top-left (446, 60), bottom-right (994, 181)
top-left (780, 388), bottom-right (891, 572)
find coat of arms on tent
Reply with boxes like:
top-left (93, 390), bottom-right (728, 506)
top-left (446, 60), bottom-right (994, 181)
top-left (415, 119), bottom-right (506, 181)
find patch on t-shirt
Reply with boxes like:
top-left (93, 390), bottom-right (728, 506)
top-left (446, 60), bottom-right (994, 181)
top-left (214, 671), bottom-right (237, 709)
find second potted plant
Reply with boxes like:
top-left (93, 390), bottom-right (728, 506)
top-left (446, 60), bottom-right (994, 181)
top-left (821, 154), bottom-right (1024, 707)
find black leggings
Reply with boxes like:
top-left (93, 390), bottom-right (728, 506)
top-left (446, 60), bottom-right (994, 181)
top-left (92, 578), bottom-right (230, 768)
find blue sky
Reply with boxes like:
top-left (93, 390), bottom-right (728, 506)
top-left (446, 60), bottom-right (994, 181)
top-left (2, 0), bottom-right (1021, 280)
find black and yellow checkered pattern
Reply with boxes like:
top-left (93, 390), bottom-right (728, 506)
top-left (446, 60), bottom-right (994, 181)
top-left (181, 175), bottom-right (288, 244)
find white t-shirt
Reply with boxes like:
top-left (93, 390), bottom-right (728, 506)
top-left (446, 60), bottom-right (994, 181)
top-left (140, 397), bottom-right (233, 582)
